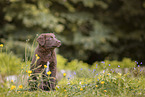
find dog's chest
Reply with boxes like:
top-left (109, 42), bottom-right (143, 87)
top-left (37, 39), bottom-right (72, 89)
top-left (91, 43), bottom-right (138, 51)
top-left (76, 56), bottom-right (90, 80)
top-left (40, 53), bottom-right (52, 62)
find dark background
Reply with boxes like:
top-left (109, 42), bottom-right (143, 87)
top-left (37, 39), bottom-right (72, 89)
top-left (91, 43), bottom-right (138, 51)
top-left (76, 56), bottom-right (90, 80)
top-left (0, 0), bottom-right (145, 65)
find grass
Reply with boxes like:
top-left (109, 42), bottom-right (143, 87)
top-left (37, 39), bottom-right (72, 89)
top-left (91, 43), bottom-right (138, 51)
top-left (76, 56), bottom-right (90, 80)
top-left (0, 68), bottom-right (145, 97)
top-left (0, 41), bottom-right (145, 97)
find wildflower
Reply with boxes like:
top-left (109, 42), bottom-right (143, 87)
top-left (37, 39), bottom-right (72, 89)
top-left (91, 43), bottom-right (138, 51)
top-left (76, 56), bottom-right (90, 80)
top-left (0, 44), bottom-right (3, 47)
top-left (56, 85), bottom-right (59, 89)
top-left (10, 85), bottom-right (16, 90)
top-left (56, 85), bottom-right (59, 88)
top-left (80, 88), bottom-right (83, 91)
top-left (26, 70), bottom-right (27, 72)
top-left (81, 68), bottom-right (82, 70)
top-left (104, 90), bottom-right (107, 92)
top-left (44, 65), bottom-right (47, 68)
top-left (109, 64), bottom-right (110, 66)
top-left (28, 70), bottom-right (32, 74)
top-left (67, 82), bottom-right (70, 85)
top-left (118, 73), bottom-right (122, 76)
top-left (37, 56), bottom-right (40, 59)
top-left (140, 62), bottom-right (142, 64)
top-left (96, 64), bottom-right (98, 68)
top-left (19, 85), bottom-right (23, 89)
top-left (35, 54), bottom-right (40, 59)
top-left (74, 72), bottom-right (76, 75)
top-left (47, 71), bottom-right (51, 75)
top-left (95, 85), bottom-right (98, 87)
top-left (63, 73), bottom-right (66, 77)
top-left (101, 61), bottom-right (105, 64)
top-left (101, 81), bottom-right (105, 84)
top-left (64, 89), bottom-right (67, 92)
top-left (11, 80), bottom-right (13, 83)
top-left (35, 54), bottom-right (38, 57)
top-left (118, 65), bottom-right (120, 67)
top-left (138, 65), bottom-right (140, 67)
top-left (107, 74), bottom-right (110, 76)
top-left (103, 70), bottom-right (105, 73)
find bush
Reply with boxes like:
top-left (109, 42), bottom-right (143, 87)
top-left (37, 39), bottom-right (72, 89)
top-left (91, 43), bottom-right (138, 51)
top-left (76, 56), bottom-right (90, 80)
top-left (0, 52), bottom-right (25, 76)
top-left (91, 58), bottom-right (136, 70)
top-left (57, 54), bottom-right (68, 70)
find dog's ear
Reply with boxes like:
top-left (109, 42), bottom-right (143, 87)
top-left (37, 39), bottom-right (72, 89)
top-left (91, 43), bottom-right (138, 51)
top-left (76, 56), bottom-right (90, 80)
top-left (37, 35), bottom-right (45, 46)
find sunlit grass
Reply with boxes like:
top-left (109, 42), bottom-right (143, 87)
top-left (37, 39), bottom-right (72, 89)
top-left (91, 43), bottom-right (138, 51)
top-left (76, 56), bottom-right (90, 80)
top-left (0, 67), bottom-right (145, 97)
top-left (0, 42), bottom-right (145, 97)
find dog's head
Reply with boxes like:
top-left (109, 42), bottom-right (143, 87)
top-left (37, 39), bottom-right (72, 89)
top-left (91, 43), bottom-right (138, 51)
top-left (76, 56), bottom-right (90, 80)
top-left (37, 33), bottom-right (61, 49)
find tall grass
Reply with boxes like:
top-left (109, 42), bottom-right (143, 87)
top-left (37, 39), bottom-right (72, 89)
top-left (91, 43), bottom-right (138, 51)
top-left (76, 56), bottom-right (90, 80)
top-left (0, 37), bottom-right (145, 97)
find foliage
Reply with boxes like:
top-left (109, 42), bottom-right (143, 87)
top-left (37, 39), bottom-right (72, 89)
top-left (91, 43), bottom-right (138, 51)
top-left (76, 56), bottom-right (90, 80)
top-left (0, 51), bottom-right (144, 96)
top-left (0, 68), bottom-right (145, 97)
top-left (92, 58), bottom-right (136, 70)
top-left (0, 0), bottom-right (145, 64)
top-left (0, 52), bottom-right (23, 76)
top-left (57, 54), bottom-right (136, 70)
top-left (56, 54), bottom-right (68, 70)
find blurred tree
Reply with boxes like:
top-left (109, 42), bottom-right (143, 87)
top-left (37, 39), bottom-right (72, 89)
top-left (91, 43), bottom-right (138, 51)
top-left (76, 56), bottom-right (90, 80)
top-left (0, 0), bottom-right (145, 64)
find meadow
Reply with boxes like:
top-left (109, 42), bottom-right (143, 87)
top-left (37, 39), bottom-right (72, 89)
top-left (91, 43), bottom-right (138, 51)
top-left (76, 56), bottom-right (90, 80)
top-left (0, 44), bottom-right (145, 97)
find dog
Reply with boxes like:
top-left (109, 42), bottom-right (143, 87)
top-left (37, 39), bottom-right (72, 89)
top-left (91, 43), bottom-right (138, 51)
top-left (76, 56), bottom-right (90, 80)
top-left (29, 33), bottom-right (61, 91)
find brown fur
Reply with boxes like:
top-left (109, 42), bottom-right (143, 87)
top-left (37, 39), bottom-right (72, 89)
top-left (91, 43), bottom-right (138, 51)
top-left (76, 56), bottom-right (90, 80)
top-left (29, 33), bottom-right (61, 91)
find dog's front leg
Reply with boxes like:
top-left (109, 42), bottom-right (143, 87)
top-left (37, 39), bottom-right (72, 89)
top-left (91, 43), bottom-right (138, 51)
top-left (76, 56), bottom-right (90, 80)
top-left (49, 62), bottom-right (56, 90)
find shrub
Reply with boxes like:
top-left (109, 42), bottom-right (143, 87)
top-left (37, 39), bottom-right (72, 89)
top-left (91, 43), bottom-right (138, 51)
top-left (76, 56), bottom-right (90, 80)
top-left (0, 52), bottom-right (24, 76)
top-left (92, 58), bottom-right (136, 70)
top-left (57, 54), bottom-right (68, 70)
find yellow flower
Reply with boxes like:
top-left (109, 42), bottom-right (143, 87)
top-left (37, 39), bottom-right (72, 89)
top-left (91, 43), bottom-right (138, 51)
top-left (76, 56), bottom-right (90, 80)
top-left (64, 89), bottom-right (67, 92)
top-left (19, 85), bottom-right (23, 89)
top-left (28, 70), bottom-right (32, 74)
top-left (118, 73), bottom-right (122, 76)
top-left (107, 74), bottom-right (110, 76)
top-left (96, 85), bottom-right (98, 87)
top-left (35, 54), bottom-right (40, 59)
top-left (37, 56), bottom-right (40, 59)
top-left (63, 73), bottom-right (66, 77)
top-left (0, 44), bottom-right (3, 47)
top-left (44, 65), bottom-right (47, 68)
top-left (101, 81), bottom-right (105, 84)
top-left (104, 90), bottom-right (107, 92)
top-left (11, 80), bottom-right (13, 83)
top-left (35, 54), bottom-right (38, 57)
top-left (10, 85), bottom-right (16, 90)
top-left (26, 70), bottom-right (27, 73)
top-left (80, 88), bottom-right (83, 91)
top-left (47, 71), bottom-right (51, 75)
